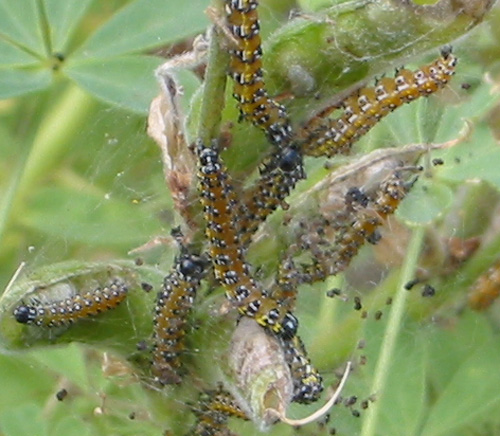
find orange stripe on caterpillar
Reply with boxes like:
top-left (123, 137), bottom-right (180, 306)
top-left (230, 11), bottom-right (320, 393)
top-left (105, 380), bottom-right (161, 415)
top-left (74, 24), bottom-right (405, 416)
top-left (13, 279), bottom-right (128, 327)
top-left (151, 252), bottom-right (208, 385)
top-left (224, 0), bottom-right (292, 146)
top-left (196, 139), bottom-right (298, 339)
top-left (300, 47), bottom-right (457, 157)
top-left (188, 386), bottom-right (248, 436)
top-left (468, 259), bottom-right (500, 311)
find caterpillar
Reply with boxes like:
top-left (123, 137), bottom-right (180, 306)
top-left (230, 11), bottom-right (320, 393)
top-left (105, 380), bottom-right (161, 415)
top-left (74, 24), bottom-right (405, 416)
top-left (280, 334), bottom-right (323, 404)
top-left (300, 47), bottom-right (458, 158)
top-left (13, 279), bottom-right (128, 327)
top-left (300, 169), bottom-right (417, 283)
top-left (224, 0), bottom-right (292, 146)
top-left (151, 251), bottom-right (208, 385)
top-left (188, 386), bottom-right (248, 436)
top-left (238, 146), bottom-right (304, 247)
top-left (269, 258), bottom-right (300, 312)
top-left (196, 139), bottom-right (298, 339)
top-left (468, 259), bottom-right (500, 311)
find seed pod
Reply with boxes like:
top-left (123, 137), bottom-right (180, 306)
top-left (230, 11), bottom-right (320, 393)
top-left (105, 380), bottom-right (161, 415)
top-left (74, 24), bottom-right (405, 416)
top-left (227, 318), bottom-right (293, 430)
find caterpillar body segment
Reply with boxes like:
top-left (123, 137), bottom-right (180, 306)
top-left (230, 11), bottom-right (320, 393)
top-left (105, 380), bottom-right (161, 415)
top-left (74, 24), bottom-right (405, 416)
top-left (280, 335), bottom-right (323, 404)
top-left (469, 259), bottom-right (500, 311)
top-left (301, 169), bottom-right (417, 283)
top-left (196, 140), bottom-right (298, 339)
top-left (188, 386), bottom-right (248, 436)
top-left (13, 279), bottom-right (128, 327)
top-left (152, 252), bottom-right (208, 385)
top-left (224, 0), bottom-right (292, 146)
top-left (238, 146), bottom-right (305, 247)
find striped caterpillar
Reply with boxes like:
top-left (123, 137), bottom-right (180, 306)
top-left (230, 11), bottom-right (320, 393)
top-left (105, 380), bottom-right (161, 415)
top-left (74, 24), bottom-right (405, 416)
top-left (280, 334), bottom-right (324, 404)
top-left (468, 259), bottom-right (500, 311)
top-left (300, 47), bottom-right (458, 157)
top-left (224, 0), bottom-right (292, 146)
top-left (269, 258), bottom-right (300, 312)
top-left (300, 168), bottom-right (418, 284)
top-left (13, 279), bottom-right (128, 327)
top-left (238, 146), bottom-right (304, 247)
top-left (224, 0), bottom-right (306, 243)
top-left (188, 386), bottom-right (248, 436)
top-left (196, 139), bottom-right (298, 339)
top-left (151, 252), bottom-right (207, 385)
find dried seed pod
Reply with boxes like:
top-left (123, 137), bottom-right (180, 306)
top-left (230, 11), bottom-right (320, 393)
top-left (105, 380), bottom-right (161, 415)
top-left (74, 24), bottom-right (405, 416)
top-left (228, 318), bottom-right (293, 430)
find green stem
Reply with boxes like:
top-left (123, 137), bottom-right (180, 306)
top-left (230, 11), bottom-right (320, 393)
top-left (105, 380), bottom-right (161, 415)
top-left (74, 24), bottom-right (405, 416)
top-left (360, 226), bottom-right (426, 436)
top-left (316, 275), bottom-right (343, 332)
top-left (0, 85), bottom-right (95, 247)
top-left (196, 23), bottom-right (229, 143)
top-left (0, 146), bottom-right (30, 247)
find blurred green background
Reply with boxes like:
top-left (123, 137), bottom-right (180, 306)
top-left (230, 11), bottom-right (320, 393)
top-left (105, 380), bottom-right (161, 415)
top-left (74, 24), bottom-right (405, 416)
top-left (2, 0), bottom-right (500, 435)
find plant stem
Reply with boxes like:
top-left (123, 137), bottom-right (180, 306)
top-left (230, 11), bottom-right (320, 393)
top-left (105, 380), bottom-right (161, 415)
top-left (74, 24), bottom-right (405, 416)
top-left (0, 85), bottom-right (95, 247)
top-left (360, 226), bottom-right (425, 436)
top-left (0, 146), bottom-right (30, 247)
top-left (196, 23), bottom-right (229, 143)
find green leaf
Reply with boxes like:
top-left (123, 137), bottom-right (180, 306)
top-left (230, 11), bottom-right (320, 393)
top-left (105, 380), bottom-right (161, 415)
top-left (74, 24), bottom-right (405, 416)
top-left (51, 417), bottom-right (91, 436)
top-left (64, 55), bottom-right (163, 113)
top-left (436, 126), bottom-right (500, 190)
top-left (425, 313), bottom-right (494, 395)
top-left (31, 344), bottom-right (89, 391)
top-left (295, 0), bottom-right (328, 11)
top-left (0, 40), bottom-right (40, 66)
top-left (43, 0), bottom-right (93, 53)
top-left (397, 179), bottom-right (454, 225)
top-left (0, 0), bottom-right (46, 57)
top-left (377, 330), bottom-right (427, 435)
top-left (434, 81), bottom-right (500, 143)
top-left (0, 353), bottom-right (55, 409)
top-left (74, 0), bottom-right (210, 58)
top-left (421, 334), bottom-right (500, 436)
top-left (0, 68), bottom-right (51, 98)
top-left (22, 186), bottom-right (161, 247)
top-left (0, 404), bottom-right (47, 436)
